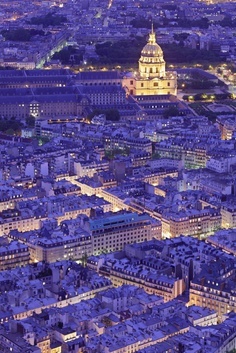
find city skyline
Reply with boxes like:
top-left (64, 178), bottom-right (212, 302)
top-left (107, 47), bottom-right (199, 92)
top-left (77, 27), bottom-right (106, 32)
top-left (0, 0), bottom-right (236, 352)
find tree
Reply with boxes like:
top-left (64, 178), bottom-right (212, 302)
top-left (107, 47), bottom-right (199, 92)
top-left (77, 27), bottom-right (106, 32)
top-left (173, 33), bottom-right (189, 41)
top-left (1, 28), bottom-right (44, 42)
top-left (28, 13), bottom-right (67, 27)
top-left (102, 316), bottom-right (113, 328)
top-left (52, 46), bottom-right (81, 64)
top-left (162, 4), bottom-right (177, 10)
top-left (95, 37), bottom-right (146, 64)
top-left (0, 117), bottom-right (22, 134)
top-left (178, 342), bottom-right (185, 353)
top-left (95, 37), bottom-right (223, 66)
top-left (130, 17), bottom-right (159, 29)
top-left (161, 43), bottom-right (222, 64)
top-left (178, 17), bottom-right (209, 29)
top-left (81, 253), bottom-right (88, 267)
top-left (105, 147), bottom-right (130, 160)
top-left (88, 109), bottom-right (120, 122)
top-left (26, 115), bottom-right (35, 128)
top-left (152, 152), bottom-right (161, 160)
top-left (58, 321), bottom-right (63, 329)
top-left (5, 128), bottom-right (15, 135)
top-left (106, 109), bottom-right (120, 121)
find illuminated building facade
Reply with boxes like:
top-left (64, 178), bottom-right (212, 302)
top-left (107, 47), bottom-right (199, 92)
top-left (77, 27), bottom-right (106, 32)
top-left (189, 257), bottom-right (236, 320)
top-left (123, 27), bottom-right (177, 96)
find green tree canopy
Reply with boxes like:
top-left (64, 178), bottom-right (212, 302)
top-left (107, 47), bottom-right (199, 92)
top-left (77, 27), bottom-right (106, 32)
top-left (0, 118), bottom-right (23, 135)
top-left (28, 13), bottom-right (67, 27)
top-left (88, 109), bottom-right (120, 122)
top-left (95, 38), bottom-right (223, 65)
top-left (26, 115), bottom-right (35, 128)
top-left (1, 28), bottom-right (45, 41)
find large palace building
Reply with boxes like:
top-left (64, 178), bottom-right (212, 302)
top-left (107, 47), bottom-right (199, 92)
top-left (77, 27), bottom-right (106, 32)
top-left (0, 30), bottom-right (179, 121)
top-left (123, 27), bottom-right (177, 96)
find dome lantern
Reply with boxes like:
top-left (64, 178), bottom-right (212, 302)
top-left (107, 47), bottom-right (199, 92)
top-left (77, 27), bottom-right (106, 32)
top-left (139, 26), bottom-right (166, 79)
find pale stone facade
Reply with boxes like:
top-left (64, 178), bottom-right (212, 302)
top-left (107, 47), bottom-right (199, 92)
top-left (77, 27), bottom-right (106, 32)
top-left (123, 27), bottom-right (177, 96)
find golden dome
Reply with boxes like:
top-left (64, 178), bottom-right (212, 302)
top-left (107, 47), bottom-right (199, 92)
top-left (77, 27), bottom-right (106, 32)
top-left (141, 29), bottom-right (163, 58)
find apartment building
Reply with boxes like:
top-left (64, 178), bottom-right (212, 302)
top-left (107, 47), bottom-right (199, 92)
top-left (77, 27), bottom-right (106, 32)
top-left (221, 203), bottom-right (236, 228)
top-left (189, 257), bottom-right (236, 320)
top-left (0, 241), bottom-right (29, 270)
top-left (87, 212), bottom-right (162, 255)
top-left (161, 208), bottom-right (221, 238)
top-left (99, 264), bottom-right (185, 302)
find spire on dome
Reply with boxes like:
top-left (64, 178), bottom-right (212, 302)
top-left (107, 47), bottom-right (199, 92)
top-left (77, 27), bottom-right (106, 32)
top-left (148, 23), bottom-right (156, 45)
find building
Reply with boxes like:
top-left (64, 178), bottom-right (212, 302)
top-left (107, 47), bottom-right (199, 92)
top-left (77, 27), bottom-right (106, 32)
top-left (104, 134), bottom-right (152, 154)
top-left (9, 211), bottom-right (161, 261)
top-left (0, 260), bottom-right (111, 322)
top-left (123, 27), bottom-right (177, 96)
top-left (207, 229), bottom-right (236, 256)
top-left (0, 208), bottom-right (42, 234)
top-left (10, 227), bottom-right (92, 263)
top-left (221, 203), bottom-right (236, 228)
top-left (160, 208), bottom-right (221, 239)
top-left (0, 240), bottom-right (29, 270)
top-left (96, 260), bottom-right (185, 302)
top-left (0, 328), bottom-right (41, 353)
top-left (216, 116), bottom-right (236, 140)
top-left (87, 212), bottom-right (161, 255)
top-left (189, 256), bottom-right (236, 320)
top-left (80, 85), bottom-right (127, 107)
top-left (76, 70), bottom-right (122, 87)
top-left (206, 155), bottom-right (236, 173)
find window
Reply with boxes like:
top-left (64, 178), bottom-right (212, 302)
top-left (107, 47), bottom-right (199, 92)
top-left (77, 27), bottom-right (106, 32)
top-left (130, 80), bottom-right (133, 85)
top-left (154, 82), bottom-right (158, 87)
top-left (167, 82), bottom-right (170, 87)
